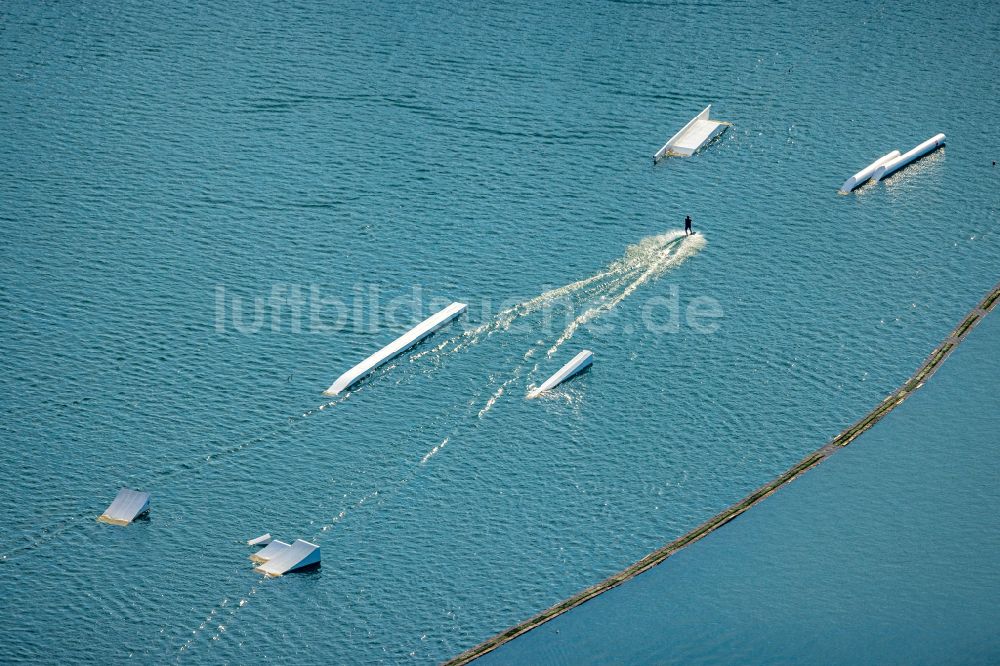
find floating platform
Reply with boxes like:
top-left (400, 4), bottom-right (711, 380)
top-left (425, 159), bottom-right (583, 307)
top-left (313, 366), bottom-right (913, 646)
top-left (839, 149), bottom-right (901, 193)
top-left (872, 133), bottom-right (945, 182)
top-left (247, 533), bottom-right (272, 547)
top-left (249, 539), bottom-right (291, 563)
top-left (528, 350), bottom-right (593, 399)
top-left (654, 105), bottom-right (729, 162)
top-left (97, 488), bottom-right (150, 526)
top-left (254, 539), bottom-right (321, 576)
top-left (324, 302), bottom-right (468, 396)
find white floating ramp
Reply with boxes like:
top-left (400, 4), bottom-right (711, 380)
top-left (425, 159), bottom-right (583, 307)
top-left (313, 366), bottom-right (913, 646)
top-left (528, 350), bottom-right (594, 399)
top-left (654, 105), bottom-right (729, 162)
top-left (247, 533), bottom-right (272, 547)
top-left (839, 149), bottom-right (901, 193)
top-left (872, 133), bottom-right (946, 182)
top-left (97, 488), bottom-right (150, 526)
top-left (249, 539), bottom-right (291, 563)
top-left (324, 302), bottom-right (468, 396)
top-left (254, 539), bottom-right (321, 576)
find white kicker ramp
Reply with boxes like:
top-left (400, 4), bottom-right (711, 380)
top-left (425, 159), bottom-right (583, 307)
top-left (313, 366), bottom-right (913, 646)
top-left (839, 150), bottom-right (901, 193)
top-left (249, 539), bottom-right (291, 563)
top-left (654, 105), bottom-right (729, 161)
top-left (247, 533), bottom-right (272, 547)
top-left (872, 133), bottom-right (946, 182)
top-left (324, 302), bottom-right (468, 396)
top-left (528, 350), bottom-right (594, 398)
top-left (254, 539), bottom-right (321, 576)
top-left (98, 488), bottom-right (150, 526)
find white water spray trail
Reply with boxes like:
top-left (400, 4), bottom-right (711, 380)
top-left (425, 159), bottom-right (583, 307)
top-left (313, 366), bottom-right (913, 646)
top-left (545, 231), bottom-right (705, 359)
top-left (431, 231), bottom-right (706, 428)
top-left (409, 249), bottom-right (649, 363)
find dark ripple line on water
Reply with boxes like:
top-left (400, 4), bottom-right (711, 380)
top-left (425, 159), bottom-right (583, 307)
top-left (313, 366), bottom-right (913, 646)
top-left (444, 280), bottom-right (1000, 665)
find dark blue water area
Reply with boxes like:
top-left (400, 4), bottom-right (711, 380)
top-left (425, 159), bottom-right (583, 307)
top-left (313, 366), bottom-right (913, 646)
top-left (483, 304), bottom-right (1000, 666)
top-left (1, 0), bottom-right (998, 662)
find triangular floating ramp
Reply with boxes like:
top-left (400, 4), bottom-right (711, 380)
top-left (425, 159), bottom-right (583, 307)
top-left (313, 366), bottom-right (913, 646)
top-left (98, 488), bottom-right (150, 526)
top-left (249, 539), bottom-right (291, 563)
top-left (254, 539), bottom-right (321, 576)
top-left (654, 105), bottom-right (729, 161)
top-left (247, 533), bottom-right (272, 547)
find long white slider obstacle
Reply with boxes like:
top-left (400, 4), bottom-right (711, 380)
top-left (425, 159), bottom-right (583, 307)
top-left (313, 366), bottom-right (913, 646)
top-left (871, 133), bottom-right (946, 182)
top-left (98, 488), bottom-right (150, 526)
top-left (254, 539), bottom-right (321, 577)
top-left (528, 350), bottom-right (594, 399)
top-left (654, 105), bottom-right (729, 162)
top-left (324, 301), bottom-right (468, 396)
top-left (839, 150), bottom-right (901, 193)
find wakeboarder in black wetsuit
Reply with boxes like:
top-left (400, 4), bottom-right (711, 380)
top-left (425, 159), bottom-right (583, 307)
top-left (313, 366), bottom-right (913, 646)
top-left (684, 215), bottom-right (692, 236)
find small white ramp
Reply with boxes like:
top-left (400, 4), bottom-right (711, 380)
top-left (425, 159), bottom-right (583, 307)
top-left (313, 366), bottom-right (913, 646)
top-left (247, 533), bottom-right (272, 547)
top-left (98, 488), bottom-right (150, 526)
top-left (249, 539), bottom-right (291, 563)
top-left (254, 539), bottom-right (321, 576)
top-left (654, 105), bottom-right (729, 161)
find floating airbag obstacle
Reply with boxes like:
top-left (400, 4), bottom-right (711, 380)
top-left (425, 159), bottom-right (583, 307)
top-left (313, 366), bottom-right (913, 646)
top-left (839, 133), bottom-right (945, 192)
top-left (654, 105), bottom-right (729, 162)
top-left (97, 488), bottom-right (150, 526)
top-left (872, 133), bottom-right (946, 182)
top-left (839, 150), bottom-right (901, 193)
top-left (324, 302), bottom-right (468, 396)
top-left (528, 350), bottom-right (594, 399)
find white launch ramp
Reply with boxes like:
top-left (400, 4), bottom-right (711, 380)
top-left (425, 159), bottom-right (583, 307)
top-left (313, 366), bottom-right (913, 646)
top-left (254, 539), bottom-right (321, 576)
top-left (249, 539), bottom-right (291, 563)
top-left (97, 488), bottom-right (150, 526)
top-left (324, 301), bottom-right (468, 396)
top-left (654, 105), bottom-right (729, 161)
top-left (247, 533), bottom-right (272, 547)
top-left (839, 149), bottom-right (901, 193)
top-left (528, 350), bottom-right (594, 399)
top-left (872, 133), bottom-right (945, 182)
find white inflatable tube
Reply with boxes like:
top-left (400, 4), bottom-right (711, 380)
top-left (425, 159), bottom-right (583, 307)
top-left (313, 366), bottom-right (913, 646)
top-left (872, 133), bottom-right (946, 182)
top-left (324, 302), bottom-right (467, 396)
top-left (839, 150), bottom-right (901, 193)
top-left (528, 350), bottom-right (594, 399)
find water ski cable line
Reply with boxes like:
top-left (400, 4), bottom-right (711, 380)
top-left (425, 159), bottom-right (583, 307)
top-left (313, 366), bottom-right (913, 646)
top-left (444, 281), bottom-right (1000, 666)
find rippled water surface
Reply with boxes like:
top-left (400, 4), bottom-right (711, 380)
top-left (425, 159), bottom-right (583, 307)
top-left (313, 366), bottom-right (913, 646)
top-left (1, 0), bottom-right (997, 663)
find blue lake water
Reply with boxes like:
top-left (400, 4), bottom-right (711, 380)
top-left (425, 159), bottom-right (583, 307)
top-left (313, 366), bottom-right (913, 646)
top-left (1, 0), bottom-right (998, 663)
top-left (484, 306), bottom-right (1000, 665)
